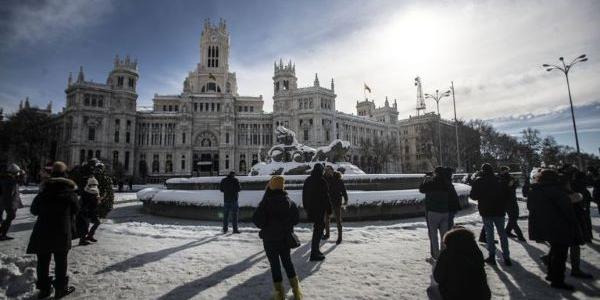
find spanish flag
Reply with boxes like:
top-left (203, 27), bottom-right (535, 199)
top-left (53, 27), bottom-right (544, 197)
top-left (208, 73), bottom-right (216, 80)
top-left (364, 83), bottom-right (371, 93)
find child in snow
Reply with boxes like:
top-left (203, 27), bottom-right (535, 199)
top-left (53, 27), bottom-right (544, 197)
top-left (253, 176), bottom-right (303, 300)
top-left (78, 177), bottom-right (102, 245)
top-left (433, 227), bottom-right (491, 300)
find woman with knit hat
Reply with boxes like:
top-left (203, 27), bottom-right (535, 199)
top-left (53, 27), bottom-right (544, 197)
top-left (78, 176), bottom-right (102, 245)
top-left (253, 176), bottom-right (303, 300)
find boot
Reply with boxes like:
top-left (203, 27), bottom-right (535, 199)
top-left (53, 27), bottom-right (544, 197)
top-left (36, 276), bottom-right (52, 299)
top-left (272, 281), bottom-right (285, 300)
top-left (290, 276), bottom-right (303, 300)
top-left (54, 276), bottom-right (75, 299)
top-left (484, 256), bottom-right (496, 265)
top-left (79, 238), bottom-right (90, 246)
top-left (86, 234), bottom-right (97, 242)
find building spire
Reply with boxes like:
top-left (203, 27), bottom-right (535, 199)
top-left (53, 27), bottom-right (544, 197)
top-left (331, 78), bottom-right (335, 92)
top-left (385, 96), bottom-right (389, 107)
top-left (24, 97), bottom-right (30, 109)
top-left (68, 72), bottom-right (73, 86)
top-left (77, 66), bottom-right (85, 82)
top-left (314, 73), bottom-right (320, 87)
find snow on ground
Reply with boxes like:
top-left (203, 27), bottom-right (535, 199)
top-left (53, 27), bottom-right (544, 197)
top-left (139, 184), bottom-right (471, 207)
top-left (2, 191), bottom-right (600, 299)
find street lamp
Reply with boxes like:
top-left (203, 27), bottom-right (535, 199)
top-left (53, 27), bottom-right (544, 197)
top-left (543, 54), bottom-right (588, 168)
top-left (425, 89), bottom-right (451, 166)
top-left (450, 82), bottom-right (461, 171)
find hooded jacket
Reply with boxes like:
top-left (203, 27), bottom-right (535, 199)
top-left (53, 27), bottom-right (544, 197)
top-left (527, 178), bottom-right (582, 245)
top-left (252, 189), bottom-right (299, 242)
top-left (434, 228), bottom-right (491, 300)
top-left (469, 171), bottom-right (507, 217)
top-left (302, 165), bottom-right (331, 222)
top-left (27, 176), bottom-right (79, 254)
top-left (219, 174), bottom-right (241, 203)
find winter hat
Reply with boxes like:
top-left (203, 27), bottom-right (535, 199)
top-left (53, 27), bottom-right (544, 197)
top-left (85, 176), bottom-right (100, 195)
top-left (7, 163), bottom-right (21, 174)
top-left (311, 163), bottom-right (324, 176)
top-left (51, 161), bottom-right (68, 177)
top-left (269, 175), bottom-right (285, 191)
top-left (481, 163), bottom-right (493, 174)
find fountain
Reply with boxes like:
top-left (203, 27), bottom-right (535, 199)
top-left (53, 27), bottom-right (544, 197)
top-left (138, 127), bottom-right (471, 221)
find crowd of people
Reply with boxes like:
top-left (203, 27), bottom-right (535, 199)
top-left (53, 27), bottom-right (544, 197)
top-left (0, 161), bottom-right (104, 299)
top-left (1, 159), bottom-right (599, 299)
top-left (422, 163), bottom-right (599, 299)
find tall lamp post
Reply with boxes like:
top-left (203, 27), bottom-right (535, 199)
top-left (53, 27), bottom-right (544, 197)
top-left (450, 82), bottom-right (461, 171)
top-left (543, 54), bottom-right (588, 168)
top-left (425, 89), bottom-right (451, 166)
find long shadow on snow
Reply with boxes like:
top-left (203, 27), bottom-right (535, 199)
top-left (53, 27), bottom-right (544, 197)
top-left (223, 242), bottom-right (338, 299)
top-left (520, 240), bottom-right (600, 298)
top-left (95, 236), bottom-right (218, 274)
top-left (156, 251), bottom-right (264, 300)
top-left (105, 201), bottom-right (259, 230)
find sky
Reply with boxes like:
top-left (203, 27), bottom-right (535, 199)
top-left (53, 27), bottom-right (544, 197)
top-left (0, 0), bottom-right (599, 154)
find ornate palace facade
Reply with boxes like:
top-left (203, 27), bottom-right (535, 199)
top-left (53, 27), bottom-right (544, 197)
top-left (51, 19), bottom-right (475, 180)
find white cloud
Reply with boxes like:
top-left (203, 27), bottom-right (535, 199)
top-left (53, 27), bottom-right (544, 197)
top-left (1, 0), bottom-right (114, 47)
top-left (231, 0), bottom-right (600, 120)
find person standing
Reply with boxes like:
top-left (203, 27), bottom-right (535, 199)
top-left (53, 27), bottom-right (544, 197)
top-left (499, 166), bottom-right (525, 241)
top-left (0, 163), bottom-right (23, 241)
top-left (528, 169), bottom-right (582, 290)
top-left (302, 164), bottom-right (330, 261)
top-left (322, 166), bottom-right (335, 240)
top-left (444, 167), bottom-right (460, 229)
top-left (470, 163), bottom-right (511, 266)
top-left (26, 161), bottom-right (78, 298)
top-left (326, 171), bottom-right (348, 244)
top-left (419, 167), bottom-right (457, 260)
top-left (568, 171), bottom-right (593, 279)
top-left (253, 176), bottom-right (303, 300)
top-left (219, 171), bottom-right (241, 233)
top-left (433, 227), bottom-right (491, 300)
top-left (78, 177), bottom-right (102, 245)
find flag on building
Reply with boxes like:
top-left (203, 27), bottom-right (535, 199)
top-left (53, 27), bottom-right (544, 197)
top-left (364, 83), bottom-right (371, 93)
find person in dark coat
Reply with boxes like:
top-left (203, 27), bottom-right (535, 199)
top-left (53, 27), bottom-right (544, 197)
top-left (419, 167), bottom-right (458, 260)
top-left (433, 227), bottom-right (491, 300)
top-left (302, 163), bottom-right (330, 261)
top-left (527, 169), bottom-right (582, 290)
top-left (0, 163), bottom-right (23, 241)
top-left (586, 166), bottom-right (600, 219)
top-left (324, 170), bottom-right (348, 244)
top-left (567, 171), bottom-right (593, 279)
top-left (77, 176), bottom-right (102, 245)
top-left (444, 167), bottom-right (460, 229)
top-left (499, 166), bottom-right (525, 241)
top-left (219, 171), bottom-right (241, 233)
top-left (253, 176), bottom-right (302, 300)
top-left (469, 163), bottom-right (511, 266)
top-left (26, 161), bottom-right (78, 299)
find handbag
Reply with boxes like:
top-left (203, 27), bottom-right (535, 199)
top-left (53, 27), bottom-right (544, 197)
top-left (287, 232), bottom-right (301, 249)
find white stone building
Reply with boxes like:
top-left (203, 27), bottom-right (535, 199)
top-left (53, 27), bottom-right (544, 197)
top-left (52, 19), bottom-right (474, 181)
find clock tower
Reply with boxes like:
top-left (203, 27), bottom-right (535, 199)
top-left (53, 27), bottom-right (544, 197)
top-left (184, 18), bottom-right (237, 95)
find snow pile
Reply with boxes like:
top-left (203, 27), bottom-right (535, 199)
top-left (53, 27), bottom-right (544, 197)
top-left (139, 183), bottom-right (471, 208)
top-left (167, 173), bottom-right (430, 185)
top-left (0, 253), bottom-right (37, 299)
top-left (137, 187), bottom-right (162, 201)
top-left (250, 161), bottom-right (366, 176)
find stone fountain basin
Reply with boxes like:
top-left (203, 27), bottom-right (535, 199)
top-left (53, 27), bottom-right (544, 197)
top-left (138, 174), bottom-right (472, 221)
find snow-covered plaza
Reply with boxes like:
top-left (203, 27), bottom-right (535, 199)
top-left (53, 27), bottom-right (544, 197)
top-left (2, 191), bottom-right (600, 299)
